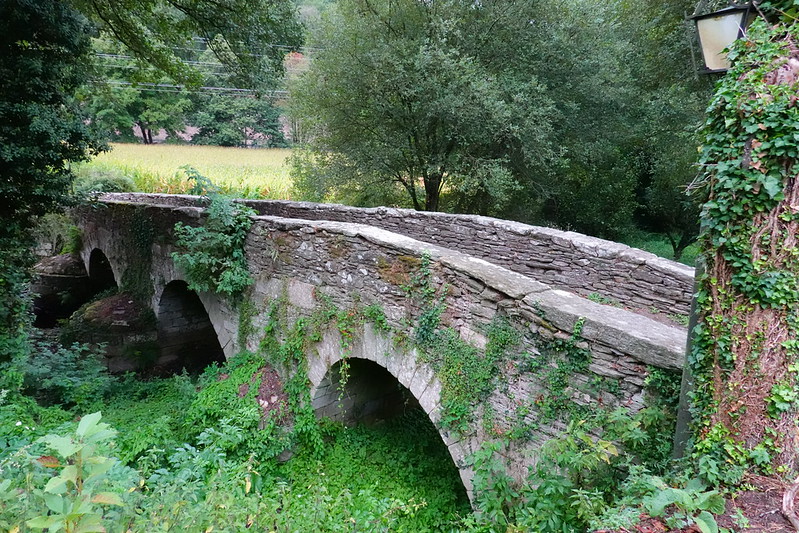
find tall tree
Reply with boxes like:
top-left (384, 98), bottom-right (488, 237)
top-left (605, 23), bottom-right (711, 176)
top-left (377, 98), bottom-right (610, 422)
top-left (289, 0), bottom-right (556, 213)
top-left (0, 0), bottom-right (104, 360)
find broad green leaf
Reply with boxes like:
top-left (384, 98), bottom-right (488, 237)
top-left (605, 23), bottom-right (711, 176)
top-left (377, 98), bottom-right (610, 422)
top-left (645, 489), bottom-right (679, 516)
top-left (26, 516), bottom-right (62, 530)
top-left (42, 436), bottom-right (80, 458)
top-left (696, 491), bottom-right (726, 514)
top-left (76, 412), bottom-right (102, 438)
top-left (695, 510), bottom-right (719, 533)
top-left (44, 492), bottom-right (65, 514)
top-left (44, 476), bottom-right (67, 494)
top-left (685, 478), bottom-right (707, 493)
top-left (74, 514), bottom-right (105, 533)
top-left (60, 465), bottom-right (79, 485)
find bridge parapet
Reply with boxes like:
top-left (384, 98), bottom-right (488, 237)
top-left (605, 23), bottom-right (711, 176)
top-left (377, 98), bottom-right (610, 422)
top-left (79, 195), bottom-right (688, 495)
top-left (101, 193), bottom-right (695, 317)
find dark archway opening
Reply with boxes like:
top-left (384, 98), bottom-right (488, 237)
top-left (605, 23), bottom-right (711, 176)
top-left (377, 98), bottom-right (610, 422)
top-left (313, 358), bottom-right (421, 425)
top-left (88, 248), bottom-right (118, 295)
top-left (309, 358), bottom-right (470, 522)
top-left (156, 280), bottom-right (225, 374)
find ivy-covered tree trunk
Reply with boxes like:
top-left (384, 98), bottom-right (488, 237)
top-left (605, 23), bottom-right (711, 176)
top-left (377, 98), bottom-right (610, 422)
top-left (691, 20), bottom-right (799, 482)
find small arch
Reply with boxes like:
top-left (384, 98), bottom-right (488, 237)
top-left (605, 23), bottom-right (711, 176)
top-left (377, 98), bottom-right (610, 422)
top-left (156, 280), bottom-right (225, 373)
top-left (88, 248), bottom-right (117, 295)
top-left (312, 358), bottom-right (420, 425)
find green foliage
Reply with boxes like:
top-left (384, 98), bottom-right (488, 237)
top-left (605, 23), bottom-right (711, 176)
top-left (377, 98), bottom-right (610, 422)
top-left (32, 213), bottom-right (82, 256)
top-left (98, 374), bottom-right (197, 463)
top-left (0, 0), bottom-right (105, 360)
top-left (466, 404), bottom-right (684, 533)
top-left (172, 170), bottom-right (255, 301)
top-left (26, 413), bottom-right (125, 532)
top-left (404, 253), bottom-right (522, 432)
top-left (186, 351), bottom-right (292, 462)
top-left (72, 165), bottom-right (138, 196)
top-left (0, 412), bottom-right (133, 532)
top-left (21, 342), bottom-right (115, 411)
top-left (259, 301), bottom-right (325, 454)
top-left (690, 19), bottom-right (799, 479)
top-left (644, 478), bottom-right (725, 533)
top-left (191, 94), bottom-right (288, 148)
top-left (290, 0), bottom-right (556, 213)
top-left (70, 0), bottom-right (302, 89)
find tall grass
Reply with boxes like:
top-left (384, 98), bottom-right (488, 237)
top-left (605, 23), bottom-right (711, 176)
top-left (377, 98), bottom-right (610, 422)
top-left (76, 143), bottom-right (294, 199)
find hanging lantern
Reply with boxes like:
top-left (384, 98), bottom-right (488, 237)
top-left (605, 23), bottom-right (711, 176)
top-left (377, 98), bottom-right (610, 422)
top-left (691, 3), bottom-right (756, 73)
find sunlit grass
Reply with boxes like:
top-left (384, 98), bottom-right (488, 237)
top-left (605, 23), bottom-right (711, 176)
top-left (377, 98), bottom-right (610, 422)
top-left (78, 143), bottom-right (294, 199)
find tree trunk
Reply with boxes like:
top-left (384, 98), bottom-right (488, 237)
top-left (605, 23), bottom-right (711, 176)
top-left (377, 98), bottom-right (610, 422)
top-left (137, 122), bottom-right (152, 144)
top-left (424, 172), bottom-right (442, 211)
top-left (691, 25), bottom-right (799, 480)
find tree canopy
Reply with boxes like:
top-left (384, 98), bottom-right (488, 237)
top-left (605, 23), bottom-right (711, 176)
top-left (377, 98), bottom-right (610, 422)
top-left (70, 0), bottom-right (303, 89)
top-left (0, 0), bottom-right (104, 358)
top-left (290, 0), bottom-right (710, 249)
top-left (290, 0), bottom-right (557, 213)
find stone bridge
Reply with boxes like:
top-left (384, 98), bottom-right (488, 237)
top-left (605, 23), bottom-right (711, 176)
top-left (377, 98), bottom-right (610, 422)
top-left (74, 193), bottom-right (694, 497)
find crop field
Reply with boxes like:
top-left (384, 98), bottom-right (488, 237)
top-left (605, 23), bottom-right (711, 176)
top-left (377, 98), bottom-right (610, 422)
top-left (77, 143), bottom-right (294, 199)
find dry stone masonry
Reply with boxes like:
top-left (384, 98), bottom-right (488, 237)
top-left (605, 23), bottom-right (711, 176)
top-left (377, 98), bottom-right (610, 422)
top-left (105, 193), bottom-right (695, 316)
top-left (76, 193), bottom-right (691, 496)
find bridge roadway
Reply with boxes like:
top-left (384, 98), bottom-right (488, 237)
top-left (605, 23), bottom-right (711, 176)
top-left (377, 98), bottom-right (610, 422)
top-left (75, 193), bottom-right (691, 497)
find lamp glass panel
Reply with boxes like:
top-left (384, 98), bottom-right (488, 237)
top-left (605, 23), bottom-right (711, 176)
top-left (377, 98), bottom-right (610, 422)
top-left (697, 12), bottom-right (745, 71)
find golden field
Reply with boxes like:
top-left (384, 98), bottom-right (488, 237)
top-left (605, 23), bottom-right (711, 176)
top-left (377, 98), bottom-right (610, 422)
top-left (77, 143), bottom-right (294, 199)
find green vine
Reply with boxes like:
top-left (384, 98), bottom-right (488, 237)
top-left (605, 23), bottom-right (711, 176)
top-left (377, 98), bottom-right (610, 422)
top-left (691, 19), bottom-right (799, 481)
top-left (119, 206), bottom-right (154, 302)
top-left (171, 171), bottom-right (255, 303)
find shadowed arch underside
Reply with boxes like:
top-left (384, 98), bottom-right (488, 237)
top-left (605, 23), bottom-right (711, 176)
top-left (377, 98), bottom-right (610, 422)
top-left (88, 248), bottom-right (117, 295)
top-left (312, 358), bottom-right (421, 425)
top-left (306, 324), bottom-right (475, 498)
top-left (157, 280), bottom-right (225, 373)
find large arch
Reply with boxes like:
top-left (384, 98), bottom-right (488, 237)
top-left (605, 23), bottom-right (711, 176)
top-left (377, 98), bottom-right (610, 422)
top-left (156, 280), bottom-right (225, 373)
top-left (307, 323), bottom-right (477, 497)
top-left (87, 248), bottom-right (118, 295)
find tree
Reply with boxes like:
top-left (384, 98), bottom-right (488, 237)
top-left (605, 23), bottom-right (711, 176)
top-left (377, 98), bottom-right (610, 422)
top-left (69, 0), bottom-right (303, 89)
top-left (191, 95), bottom-right (287, 147)
top-left (0, 0), bottom-right (104, 360)
top-left (689, 17), bottom-right (799, 482)
top-left (289, 0), bottom-right (556, 213)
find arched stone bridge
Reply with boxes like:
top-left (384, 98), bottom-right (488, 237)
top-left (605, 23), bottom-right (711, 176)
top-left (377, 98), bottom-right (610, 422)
top-left (74, 193), bottom-right (693, 497)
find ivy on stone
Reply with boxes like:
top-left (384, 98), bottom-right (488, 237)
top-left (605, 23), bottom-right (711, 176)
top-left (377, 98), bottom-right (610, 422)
top-left (690, 18), bottom-right (799, 482)
top-left (171, 170), bottom-right (255, 302)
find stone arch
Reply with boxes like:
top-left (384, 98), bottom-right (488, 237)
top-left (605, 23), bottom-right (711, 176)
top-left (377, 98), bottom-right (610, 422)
top-left (307, 323), bottom-right (476, 497)
top-left (156, 280), bottom-right (225, 373)
top-left (312, 358), bottom-right (421, 424)
top-left (87, 248), bottom-right (118, 295)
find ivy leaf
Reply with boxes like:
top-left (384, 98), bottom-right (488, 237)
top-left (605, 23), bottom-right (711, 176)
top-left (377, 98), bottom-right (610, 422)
top-left (761, 175), bottom-right (784, 199)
